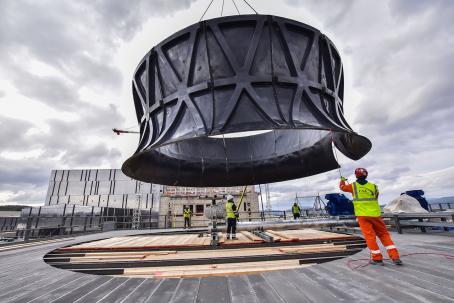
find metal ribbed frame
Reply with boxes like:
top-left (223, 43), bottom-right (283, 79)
top-left (123, 15), bottom-right (371, 186)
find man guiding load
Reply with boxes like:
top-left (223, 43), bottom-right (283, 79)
top-left (183, 206), bottom-right (192, 229)
top-left (340, 168), bottom-right (403, 266)
top-left (225, 195), bottom-right (238, 240)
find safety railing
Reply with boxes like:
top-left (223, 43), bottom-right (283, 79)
top-left (12, 209), bottom-right (330, 240)
top-left (428, 202), bottom-right (454, 212)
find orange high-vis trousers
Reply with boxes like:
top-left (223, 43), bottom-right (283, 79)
top-left (357, 216), bottom-right (400, 261)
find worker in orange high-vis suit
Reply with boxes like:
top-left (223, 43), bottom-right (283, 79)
top-left (340, 168), bottom-right (403, 266)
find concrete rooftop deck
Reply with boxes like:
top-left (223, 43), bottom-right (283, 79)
top-left (1, 229), bottom-right (453, 303)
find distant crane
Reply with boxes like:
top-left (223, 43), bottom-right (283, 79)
top-left (112, 128), bottom-right (139, 135)
top-left (265, 184), bottom-right (272, 212)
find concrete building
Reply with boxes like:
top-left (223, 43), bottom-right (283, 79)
top-left (45, 169), bottom-right (161, 211)
top-left (43, 169), bottom-right (261, 229)
top-left (159, 186), bottom-right (260, 228)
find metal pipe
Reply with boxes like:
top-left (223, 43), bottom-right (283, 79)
top-left (211, 219), bottom-right (358, 232)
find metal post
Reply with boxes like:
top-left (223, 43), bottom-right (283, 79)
top-left (1, 217), bottom-right (6, 231)
top-left (24, 216), bottom-right (32, 242)
top-left (394, 215), bottom-right (402, 234)
top-left (99, 207), bottom-right (104, 231)
top-left (34, 207), bottom-right (42, 229)
top-left (441, 216), bottom-right (448, 232)
top-left (69, 205), bottom-right (75, 235)
top-left (89, 206), bottom-right (94, 228)
top-left (60, 203), bottom-right (67, 236)
top-left (418, 218), bottom-right (426, 233)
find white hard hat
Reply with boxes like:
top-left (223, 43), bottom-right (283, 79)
top-left (226, 195), bottom-right (234, 201)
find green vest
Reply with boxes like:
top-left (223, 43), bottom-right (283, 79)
top-left (292, 205), bottom-right (300, 214)
top-left (352, 181), bottom-right (381, 217)
top-left (226, 201), bottom-right (236, 219)
top-left (183, 209), bottom-right (191, 218)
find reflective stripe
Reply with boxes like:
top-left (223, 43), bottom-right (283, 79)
top-left (385, 245), bottom-right (396, 250)
top-left (370, 249), bottom-right (381, 254)
top-left (353, 183), bottom-right (358, 199)
top-left (353, 198), bottom-right (377, 201)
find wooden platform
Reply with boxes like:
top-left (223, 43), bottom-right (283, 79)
top-left (0, 229), bottom-right (453, 302)
top-left (46, 229), bottom-right (364, 278)
top-left (59, 229), bottom-right (355, 251)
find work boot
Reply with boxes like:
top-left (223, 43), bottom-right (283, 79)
top-left (392, 259), bottom-right (403, 266)
top-left (370, 260), bottom-right (384, 266)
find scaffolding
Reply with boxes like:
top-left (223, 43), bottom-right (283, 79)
top-left (132, 182), bottom-right (142, 229)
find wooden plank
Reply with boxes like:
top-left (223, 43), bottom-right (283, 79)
top-left (278, 245), bottom-right (346, 254)
top-left (240, 231), bottom-right (264, 242)
top-left (65, 244), bottom-right (344, 264)
top-left (266, 230), bottom-right (299, 241)
top-left (123, 260), bottom-right (311, 278)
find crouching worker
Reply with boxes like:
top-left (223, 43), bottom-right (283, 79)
top-left (340, 168), bottom-right (403, 266)
top-left (225, 195), bottom-right (237, 240)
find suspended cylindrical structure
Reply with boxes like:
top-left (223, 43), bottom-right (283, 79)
top-left (122, 15), bottom-right (372, 186)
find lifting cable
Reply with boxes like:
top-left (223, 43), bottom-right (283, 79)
top-left (199, 0), bottom-right (215, 21)
top-left (231, 0), bottom-right (240, 15)
top-left (243, 0), bottom-right (258, 14)
top-left (200, 0), bottom-right (258, 21)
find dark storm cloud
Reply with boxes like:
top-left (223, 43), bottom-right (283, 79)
top-left (0, 0), bottom-right (196, 205)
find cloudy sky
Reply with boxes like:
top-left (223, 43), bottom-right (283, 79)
top-left (1, 0), bottom-right (453, 209)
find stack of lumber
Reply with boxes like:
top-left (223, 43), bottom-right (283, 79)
top-left (60, 229), bottom-right (354, 252)
top-left (45, 229), bottom-right (366, 278)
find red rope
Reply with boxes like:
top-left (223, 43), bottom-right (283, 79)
top-left (347, 252), bottom-right (454, 270)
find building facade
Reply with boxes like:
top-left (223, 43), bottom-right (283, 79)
top-left (44, 169), bottom-right (261, 229)
top-left (159, 186), bottom-right (260, 228)
top-left (45, 169), bottom-right (161, 211)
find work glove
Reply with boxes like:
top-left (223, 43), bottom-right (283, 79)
top-left (340, 176), bottom-right (347, 182)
